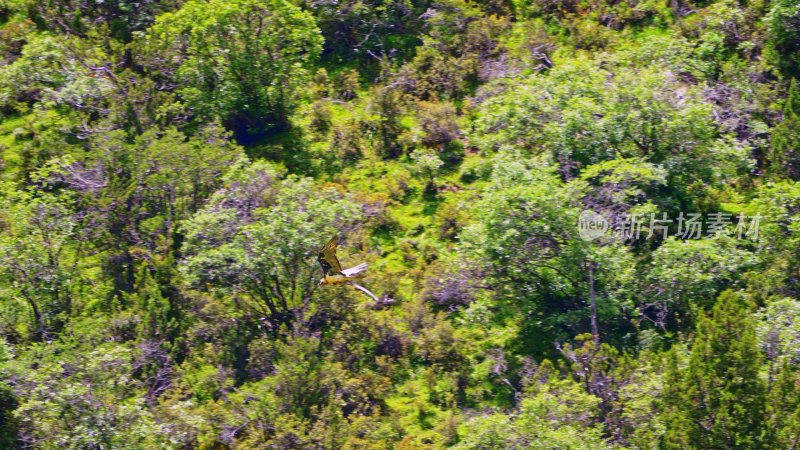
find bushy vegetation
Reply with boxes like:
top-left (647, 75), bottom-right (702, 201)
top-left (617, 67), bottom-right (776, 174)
top-left (0, 0), bottom-right (799, 447)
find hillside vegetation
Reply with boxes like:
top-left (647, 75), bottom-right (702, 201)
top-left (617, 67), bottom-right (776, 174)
top-left (0, 0), bottom-right (799, 447)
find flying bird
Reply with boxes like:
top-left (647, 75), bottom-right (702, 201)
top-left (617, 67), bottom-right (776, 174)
top-left (317, 236), bottom-right (378, 301)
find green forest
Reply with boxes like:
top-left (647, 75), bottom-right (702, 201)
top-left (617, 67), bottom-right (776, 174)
top-left (0, 0), bottom-right (799, 447)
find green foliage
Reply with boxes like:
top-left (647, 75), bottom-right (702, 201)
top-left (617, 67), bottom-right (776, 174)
top-left (26, 0), bottom-right (170, 42)
top-left (33, 125), bottom-right (242, 295)
top-left (146, 0), bottom-right (323, 138)
top-left (181, 159), bottom-right (362, 323)
top-left (766, 0), bottom-right (800, 77)
top-left (124, 264), bottom-right (176, 340)
top-left (410, 147), bottom-right (444, 192)
top-left (769, 79), bottom-right (800, 179)
top-left (0, 34), bottom-right (68, 114)
top-left (765, 360), bottom-right (800, 447)
top-left (644, 237), bottom-right (757, 327)
top-left (459, 152), bottom-right (636, 354)
top-left (393, 0), bottom-right (511, 100)
top-left (0, 382), bottom-right (17, 449)
top-left (8, 330), bottom-right (176, 447)
top-left (453, 365), bottom-right (613, 449)
top-left (299, 0), bottom-right (432, 65)
top-left (663, 290), bottom-right (766, 448)
top-left (756, 297), bottom-right (800, 364)
top-left (0, 0), bottom-right (796, 446)
top-left (745, 180), bottom-right (800, 301)
top-left (471, 56), bottom-right (754, 211)
top-left (0, 338), bottom-right (18, 448)
top-left (0, 186), bottom-right (83, 340)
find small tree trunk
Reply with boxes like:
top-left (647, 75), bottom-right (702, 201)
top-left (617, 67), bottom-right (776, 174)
top-left (22, 289), bottom-right (45, 342)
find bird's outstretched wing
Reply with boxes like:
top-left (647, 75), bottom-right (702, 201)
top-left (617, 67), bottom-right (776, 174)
top-left (349, 281), bottom-right (379, 302)
top-left (318, 236), bottom-right (343, 275)
top-left (342, 262), bottom-right (368, 277)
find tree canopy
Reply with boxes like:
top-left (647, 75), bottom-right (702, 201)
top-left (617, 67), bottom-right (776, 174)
top-left (0, 0), bottom-right (799, 447)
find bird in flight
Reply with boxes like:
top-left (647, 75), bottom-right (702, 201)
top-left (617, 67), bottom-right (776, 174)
top-left (318, 236), bottom-right (378, 301)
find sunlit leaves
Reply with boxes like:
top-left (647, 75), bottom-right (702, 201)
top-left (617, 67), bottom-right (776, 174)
top-left (146, 0), bottom-right (323, 136)
top-left (470, 56), bottom-right (753, 199)
top-left (0, 185), bottom-right (82, 339)
top-left (644, 237), bottom-right (757, 327)
top-left (181, 160), bottom-right (362, 318)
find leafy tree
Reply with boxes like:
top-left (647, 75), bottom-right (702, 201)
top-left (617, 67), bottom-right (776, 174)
top-left (458, 152), bottom-right (636, 355)
top-left (299, 0), bottom-right (432, 64)
top-left (746, 181), bottom-right (800, 300)
top-left (26, 0), bottom-right (169, 42)
top-left (0, 187), bottom-right (84, 340)
top-left (765, 360), bottom-right (800, 447)
top-left (578, 157), bottom-right (667, 233)
top-left (515, 365), bottom-right (610, 449)
top-left (370, 85), bottom-right (407, 159)
top-left (0, 382), bottom-right (17, 449)
top-left (410, 148), bottom-right (444, 194)
top-left (7, 334), bottom-right (175, 448)
top-left (643, 236), bottom-right (757, 329)
top-left (36, 125), bottom-right (241, 292)
top-left (124, 264), bottom-right (177, 342)
top-left (754, 297), bottom-right (800, 446)
top-left (454, 359), bottom-right (612, 449)
top-left (181, 159), bottom-right (362, 326)
top-left (756, 298), bottom-right (800, 370)
top-left (471, 59), bottom-right (752, 212)
top-left (396, 0), bottom-right (510, 99)
top-left (399, 44), bottom-right (467, 100)
top-left (0, 34), bottom-right (69, 114)
top-left (769, 79), bottom-right (800, 179)
top-left (0, 339), bottom-right (18, 448)
top-left (662, 290), bottom-right (765, 448)
top-left (766, 0), bottom-right (800, 77)
top-left (146, 0), bottom-right (323, 139)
